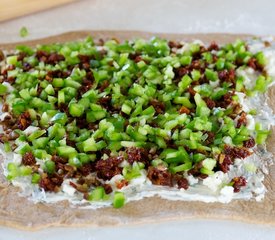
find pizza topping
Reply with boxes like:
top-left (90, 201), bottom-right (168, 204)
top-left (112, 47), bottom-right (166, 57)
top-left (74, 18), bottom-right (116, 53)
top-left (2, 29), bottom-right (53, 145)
top-left (0, 36), bottom-right (274, 208)
top-left (95, 156), bottom-right (123, 180)
top-left (147, 166), bottom-right (173, 186)
top-left (177, 177), bottom-right (189, 190)
top-left (231, 176), bottom-right (247, 193)
top-left (22, 152), bottom-right (36, 166)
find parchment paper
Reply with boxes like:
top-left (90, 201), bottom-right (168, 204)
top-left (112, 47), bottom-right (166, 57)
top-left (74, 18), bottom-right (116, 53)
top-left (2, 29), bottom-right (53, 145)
top-left (0, 31), bottom-right (274, 230)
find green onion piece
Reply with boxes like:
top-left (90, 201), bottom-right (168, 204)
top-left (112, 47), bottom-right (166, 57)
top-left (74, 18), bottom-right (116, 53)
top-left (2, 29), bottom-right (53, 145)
top-left (113, 192), bottom-right (126, 208)
top-left (68, 157), bottom-right (82, 167)
top-left (20, 26), bottom-right (28, 38)
top-left (191, 69), bottom-right (201, 81)
top-left (32, 137), bottom-right (49, 149)
top-left (51, 112), bottom-right (68, 125)
top-left (254, 75), bottom-right (267, 93)
top-left (69, 102), bottom-right (85, 117)
top-left (170, 162), bottom-right (192, 174)
top-left (120, 141), bottom-right (144, 148)
top-left (7, 163), bottom-right (19, 180)
top-left (173, 97), bottom-right (193, 108)
top-left (164, 147), bottom-right (190, 164)
top-left (44, 160), bottom-right (56, 174)
top-left (45, 84), bottom-right (55, 95)
top-left (57, 146), bottom-right (77, 158)
top-left (180, 56), bottom-right (192, 66)
top-left (88, 186), bottom-right (107, 201)
top-left (178, 75), bottom-right (192, 93)
top-left (53, 78), bottom-right (64, 88)
top-left (123, 162), bottom-right (144, 180)
top-left (236, 76), bottom-right (244, 92)
top-left (82, 137), bottom-right (97, 152)
top-left (215, 58), bottom-right (225, 70)
top-left (200, 167), bottom-right (214, 175)
top-left (58, 91), bottom-right (65, 105)
top-left (205, 69), bottom-right (218, 81)
top-left (202, 158), bottom-right (216, 170)
top-left (255, 52), bottom-right (266, 66)
top-left (19, 89), bottom-right (31, 100)
top-left (31, 173), bottom-right (41, 184)
top-left (4, 142), bottom-right (11, 152)
top-left (0, 84), bottom-right (7, 95)
top-left (193, 153), bottom-right (206, 162)
top-left (6, 56), bottom-right (17, 65)
top-left (28, 129), bottom-right (46, 141)
top-left (190, 43), bottom-right (200, 54)
top-left (121, 103), bottom-right (132, 115)
top-left (19, 166), bottom-right (32, 176)
top-left (14, 142), bottom-right (32, 155)
top-left (256, 129), bottom-right (270, 144)
top-left (151, 159), bottom-right (168, 168)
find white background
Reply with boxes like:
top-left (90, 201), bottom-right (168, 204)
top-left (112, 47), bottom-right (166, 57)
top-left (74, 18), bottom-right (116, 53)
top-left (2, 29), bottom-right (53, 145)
top-left (0, 0), bottom-right (275, 239)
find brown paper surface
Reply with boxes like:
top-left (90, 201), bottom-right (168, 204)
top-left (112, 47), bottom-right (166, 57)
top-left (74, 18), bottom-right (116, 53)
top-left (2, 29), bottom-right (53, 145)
top-left (0, 31), bottom-right (274, 230)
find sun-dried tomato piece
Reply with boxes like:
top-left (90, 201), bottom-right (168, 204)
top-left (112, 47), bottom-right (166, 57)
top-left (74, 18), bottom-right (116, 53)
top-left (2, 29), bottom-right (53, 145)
top-left (179, 106), bottom-right (191, 114)
top-left (218, 154), bottom-right (233, 173)
top-left (224, 145), bottom-right (251, 159)
top-left (232, 176), bottom-right (247, 192)
top-left (0, 50), bottom-right (4, 62)
top-left (208, 41), bottom-right (219, 51)
top-left (95, 156), bottom-right (124, 180)
top-left (243, 137), bottom-right (256, 148)
top-left (103, 184), bottom-right (113, 194)
top-left (39, 173), bottom-right (63, 192)
top-left (78, 163), bottom-right (94, 176)
top-left (147, 166), bottom-right (173, 186)
top-left (247, 57), bottom-right (263, 71)
top-left (115, 179), bottom-right (129, 189)
top-left (168, 41), bottom-right (183, 49)
top-left (236, 112), bottom-right (247, 128)
top-left (187, 86), bottom-right (197, 96)
top-left (177, 178), bottom-right (189, 190)
top-left (17, 111), bottom-right (32, 130)
top-left (78, 54), bottom-right (90, 63)
top-left (2, 103), bottom-right (9, 112)
top-left (204, 97), bottom-right (216, 109)
top-left (126, 147), bottom-right (149, 165)
top-left (204, 131), bottom-right (215, 145)
top-left (22, 152), bottom-right (36, 166)
top-left (175, 67), bottom-right (189, 78)
top-left (99, 80), bottom-right (110, 92)
top-left (69, 181), bottom-right (89, 193)
top-left (150, 99), bottom-right (165, 114)
top-left (47, 53), bottom-right (65, 65)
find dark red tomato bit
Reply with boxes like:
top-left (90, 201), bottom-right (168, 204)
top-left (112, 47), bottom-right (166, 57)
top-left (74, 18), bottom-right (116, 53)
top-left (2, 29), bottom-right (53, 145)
top-left (147, 166), bottom-right (173, 186)
top-left (243, 137), bottom-right (256, 148)
top-left (95, 156), bottom-right (124, 180)
top-left (17, 111), bottom-right (32, 130)
top-left (236, 112), bottom-right (247, 128)
top-left (39, 173), bottom-right (63, 192)
top-left (150, 99), bottom-right (165, 114)
top-left (218, 154), bottom-right (233, 173)
top-left (232, 176), bottom-right (247, 192)
top-left (177, 178), bottom-right (189, 190)
top-left (208, 41), bottom-right (219, 51)
top-left (126, 147), bottom-right (149, 165)
top-left (115, 179), bottom-right (129, 189)
top-left (22, 152), bottom-right (36, 166)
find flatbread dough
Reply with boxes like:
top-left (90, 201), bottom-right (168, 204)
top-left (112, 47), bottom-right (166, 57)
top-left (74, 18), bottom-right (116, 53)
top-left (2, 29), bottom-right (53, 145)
top-left (0, 31), bottom-right (275, 230)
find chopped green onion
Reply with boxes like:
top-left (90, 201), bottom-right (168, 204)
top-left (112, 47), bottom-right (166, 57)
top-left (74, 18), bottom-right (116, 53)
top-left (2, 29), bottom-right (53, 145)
top-left (113, 192), bottom-right (126, 208)
top-left (20, 26), bottom-right (28, 38)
